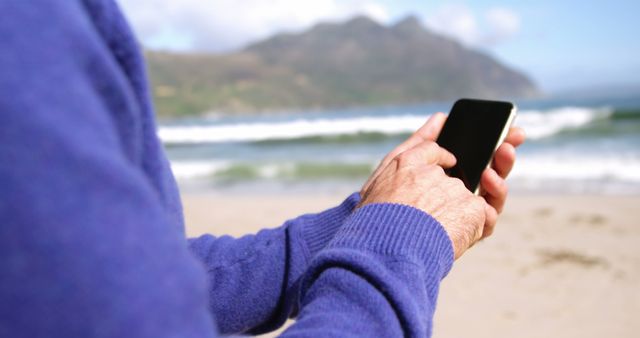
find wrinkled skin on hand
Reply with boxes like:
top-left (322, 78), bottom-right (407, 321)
top-left (360, 113), bottom-right (525, 259)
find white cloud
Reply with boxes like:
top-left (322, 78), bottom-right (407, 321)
top-left (423, 4), bottom-right (480, 47)
top-left (360, 3), bottom-right (390, 23)
top-left (118, 0), bottom-right (389, 52)
top-left (484, 8), bottom-right (521, 44)
top-left (424, 4), bottom-right (521, 48)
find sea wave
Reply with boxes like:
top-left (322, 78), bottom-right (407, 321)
top-left (510, 153), bottom-right (640, 182)
top-left (170, 153), bottom-right (640, 184)
top-left (514, 106), bottom-right (612, 140)
top-left (169, 161), bottom-right (232, 179)
top-left (159, 106), bottom-right (616, 145)
top-left (170, 160), bottom-right (375, 181)
top-left (159, 115), bottom-right (425, 144)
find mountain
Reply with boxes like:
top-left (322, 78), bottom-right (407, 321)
top-left (146, 15), bottom-right (539, 117)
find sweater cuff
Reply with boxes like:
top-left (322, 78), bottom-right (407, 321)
top-left (299, 192), bottom-right (361, 259)
top-left (328, 203), bottom-right (455, 279)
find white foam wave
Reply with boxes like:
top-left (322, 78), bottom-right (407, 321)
top-left (159, 115), bottom-right (428, 144)
top-left (170, 161), bottom-right (230, 179)
top-left (514, 106), bottom-right (611, 140)
top-left (159, 106), bottom-right (612, 144)
top-left (170, 160), bottom-right (291, 180)
top-left (170, 152), bottom-right (640, 185)
top-left (511, 153), bottom-right (640, 182)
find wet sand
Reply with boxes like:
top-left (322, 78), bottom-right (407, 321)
top-left (182, 192), bottom-right (640, 338)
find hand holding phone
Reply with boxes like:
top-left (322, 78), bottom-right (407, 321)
top-left (436, 98), bottom-right (517, 194)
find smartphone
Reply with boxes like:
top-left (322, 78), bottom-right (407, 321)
top-left (436, 98), bottom-right (517, 194)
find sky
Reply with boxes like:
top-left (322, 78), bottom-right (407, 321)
top-left (118, 0), bottom-right (640, 93)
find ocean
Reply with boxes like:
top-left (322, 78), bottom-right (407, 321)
top-left (159, 94), bottom-right (640, 195)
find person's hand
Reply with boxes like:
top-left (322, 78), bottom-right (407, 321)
top-left (359, 140), bottom-right (487, 259)
top-left (360, 113), bottom-right (526, 258)
top-left (361, 113), bottom-right (451, 196)
top-left (478, 123), bottom-right (525, 238)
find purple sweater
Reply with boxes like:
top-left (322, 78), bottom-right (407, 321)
top-left (0, 1), bottom-right (454, 337)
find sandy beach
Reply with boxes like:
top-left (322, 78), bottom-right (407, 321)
top-left (182, 191), bottom-right (640, 338)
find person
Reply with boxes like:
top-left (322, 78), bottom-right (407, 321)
top-left (0, 1), bottom-right (525, 337)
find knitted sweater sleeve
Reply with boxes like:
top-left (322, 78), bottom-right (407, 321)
top-left (187, 193), bottom-right (360, 335)
top-left (280, 203), bottom-right (454, 338)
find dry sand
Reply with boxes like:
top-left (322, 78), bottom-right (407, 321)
top-left (182, 192), bottom-right (640, 338)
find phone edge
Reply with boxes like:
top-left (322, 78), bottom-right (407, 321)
top-left (473, 104), bottom-right (518, 195)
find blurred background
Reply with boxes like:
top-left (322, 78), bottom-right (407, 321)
top-left (119, 0), bottom-right (639, 337)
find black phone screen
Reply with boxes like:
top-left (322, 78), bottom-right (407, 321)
top-left (436, 99), bottom-right (515, 193)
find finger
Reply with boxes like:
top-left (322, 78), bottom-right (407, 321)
top-left (439, 148), bottom-right (457, 168)
top-left (408, 141), bottom-right (457, 168)
top-left (482, 203), bottom-right (499, 239)
top-left (504, 127), bottom-right (526, 148)
top-left (480, 168), bottom-right (508, 213)
top-left (362, 113), bottom-right (447, 194)
top-left (413, 112), bottom-right (447, 142)
top-left (385, 112), bottom-right (447, 162)
top-left (492, 142), bottom-right (516, 178)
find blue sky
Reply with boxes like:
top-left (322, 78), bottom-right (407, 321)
top-left (120, 0), bottom-right (640, 92)
top-left (379, 0), bottom-right (640, 91)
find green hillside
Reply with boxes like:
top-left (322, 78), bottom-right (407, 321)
top-left (145, 15), bottom-right (539, 118)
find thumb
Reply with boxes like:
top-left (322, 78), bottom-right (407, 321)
top-left (390, 112), bottom-right (448, 160)
top-left (414, 112), bottom-right (447, 142)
